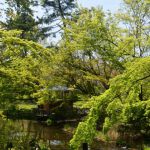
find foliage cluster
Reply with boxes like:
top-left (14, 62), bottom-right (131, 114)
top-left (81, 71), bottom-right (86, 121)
top-left (0, 30), bottom-right (51, 106)
top-left (0, 118), bottom-right (50, 149)
top-left (70, 57), bottom-right (150, 149)
top-left (0, 0), bottom-right (150, 149)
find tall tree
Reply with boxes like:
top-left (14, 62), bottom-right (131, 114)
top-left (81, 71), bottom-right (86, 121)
top-left (69, 1), bottom-right (150, 149)
top-left (41, 0), bottom-right (78, 38)
top-left (116, 0), bottom-right (150, 58)
top-left (70, 56), bottom-right (150, 149)
top-left (0, 0), bottom-right (44, 41)
top-left (47, 8), bottom-right (123, 97)
top-left (0, 30), bottom-right (51, 106)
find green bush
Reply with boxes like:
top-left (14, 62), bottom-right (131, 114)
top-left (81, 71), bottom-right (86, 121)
top-left (46, 118), bottom-right (53, 126)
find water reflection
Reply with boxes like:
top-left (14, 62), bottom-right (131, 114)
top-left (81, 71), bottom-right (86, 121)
top-left (13, 120), bottom-right (71, 149)
top-left (0, 118), bottom-right (150, 150)
top-left (50, 140), bottom-right (62, 146)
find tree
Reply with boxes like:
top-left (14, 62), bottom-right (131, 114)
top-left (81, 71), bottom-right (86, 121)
top-left (0, 0), bottom-right (44, 41)
top-left (41, 0), bottom-right (78, 38)
top-left (46, 8), bottom-right (124, 98)
top-left (70, 56), bottom-right (150, 149)
top-left (0, 30), bottom-right (51, 106)
top-left (69, 1), bottom-right (150, 149)
top-left (116, 0), bottom-right (150, 58)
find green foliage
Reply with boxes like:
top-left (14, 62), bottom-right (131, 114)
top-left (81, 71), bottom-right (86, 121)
top-left (49, 8), bottom-right (124, 98)
top-left (38, 140), bottom-right (51, 150)
top-left (0, 1), bottom-right (150, 149)
top-left (46, 118), bottom-right (53, 126)
top-left (144, 146), bottom-right (150, 150)
top-left (70, 89), bottom-right (113, 149)
top-left (116, 0), bottom-right (150, 57)
top-left (70, 57), bottom-right (150, 149)
top-left (0, 118), bottom-right (31, 149)
top-left (0, 118), bottom-right (51, 149)
top-left (1, 0), bottom-right (44, 41)
top-left (41, 0), bottom-right (77, 37)
top-left (0, 30), bottom-right (51, 106)
top-left (17, 103), bottom-right (37, 110)
top-left (3, 103), bottom-right (37, 119)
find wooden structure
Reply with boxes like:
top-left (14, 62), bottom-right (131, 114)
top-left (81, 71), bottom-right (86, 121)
top-left (36, 86), bottom-right (78, 120)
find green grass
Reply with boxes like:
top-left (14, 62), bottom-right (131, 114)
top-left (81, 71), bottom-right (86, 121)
top-left (73, 101), bottom-right (86, 108)
top-left (144, 146), bottom-right (150, 150)
top-left (17, 103), bottom-right (37, 110)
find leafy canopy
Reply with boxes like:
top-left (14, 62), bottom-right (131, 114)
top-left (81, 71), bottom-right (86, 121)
top-left (70, 57), bottom-right (150, 149)
top-left (0, 30), bottom-right (51, 106)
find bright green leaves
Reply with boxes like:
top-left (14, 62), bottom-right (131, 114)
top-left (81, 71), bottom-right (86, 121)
top-left (116, 0), bottom-right (150, 58)
top-left (70, 89), bottom-right (114, 149)
top-left (102, 57), bottom-right (150, 132)
top-left (0, 30), bottom-right (51, 105)
top-left (70, 57), bottom-right (150, 149)
top-left (51, 8), bottom-right (124, 97)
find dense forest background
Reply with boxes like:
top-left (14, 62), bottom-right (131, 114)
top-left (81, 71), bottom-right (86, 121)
top-left (0, 0), bottom-right (150, 149)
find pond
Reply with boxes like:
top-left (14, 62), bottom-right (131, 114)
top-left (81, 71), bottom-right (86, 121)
top-left (0, 118), bottom-right (149, 150)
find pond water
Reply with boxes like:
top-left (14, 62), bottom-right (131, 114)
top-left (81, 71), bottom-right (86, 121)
top-left (0, 119), bottom-right (150, 150)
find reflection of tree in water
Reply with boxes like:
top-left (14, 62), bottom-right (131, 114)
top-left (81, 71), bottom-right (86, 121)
top-left (19, 119), bottom-right (51, 149)
top-left (0, 119), bottom-right (51, 149)
top-left (22, 120), bottom-right (72, 149)
top-left (24, 120), bottom-right (71, 149)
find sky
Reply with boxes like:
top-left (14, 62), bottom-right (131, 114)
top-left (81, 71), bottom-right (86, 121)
top-left (0, 0), bottom-right (123, 15)
top-left (0, 0), bottom-right (123, 12)
top-left (0, 0), bottom-right (123, 23)
top-left (78, 0), bottom-right (123, 12)
top-left (0, 0), bottom-right (123, 44)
